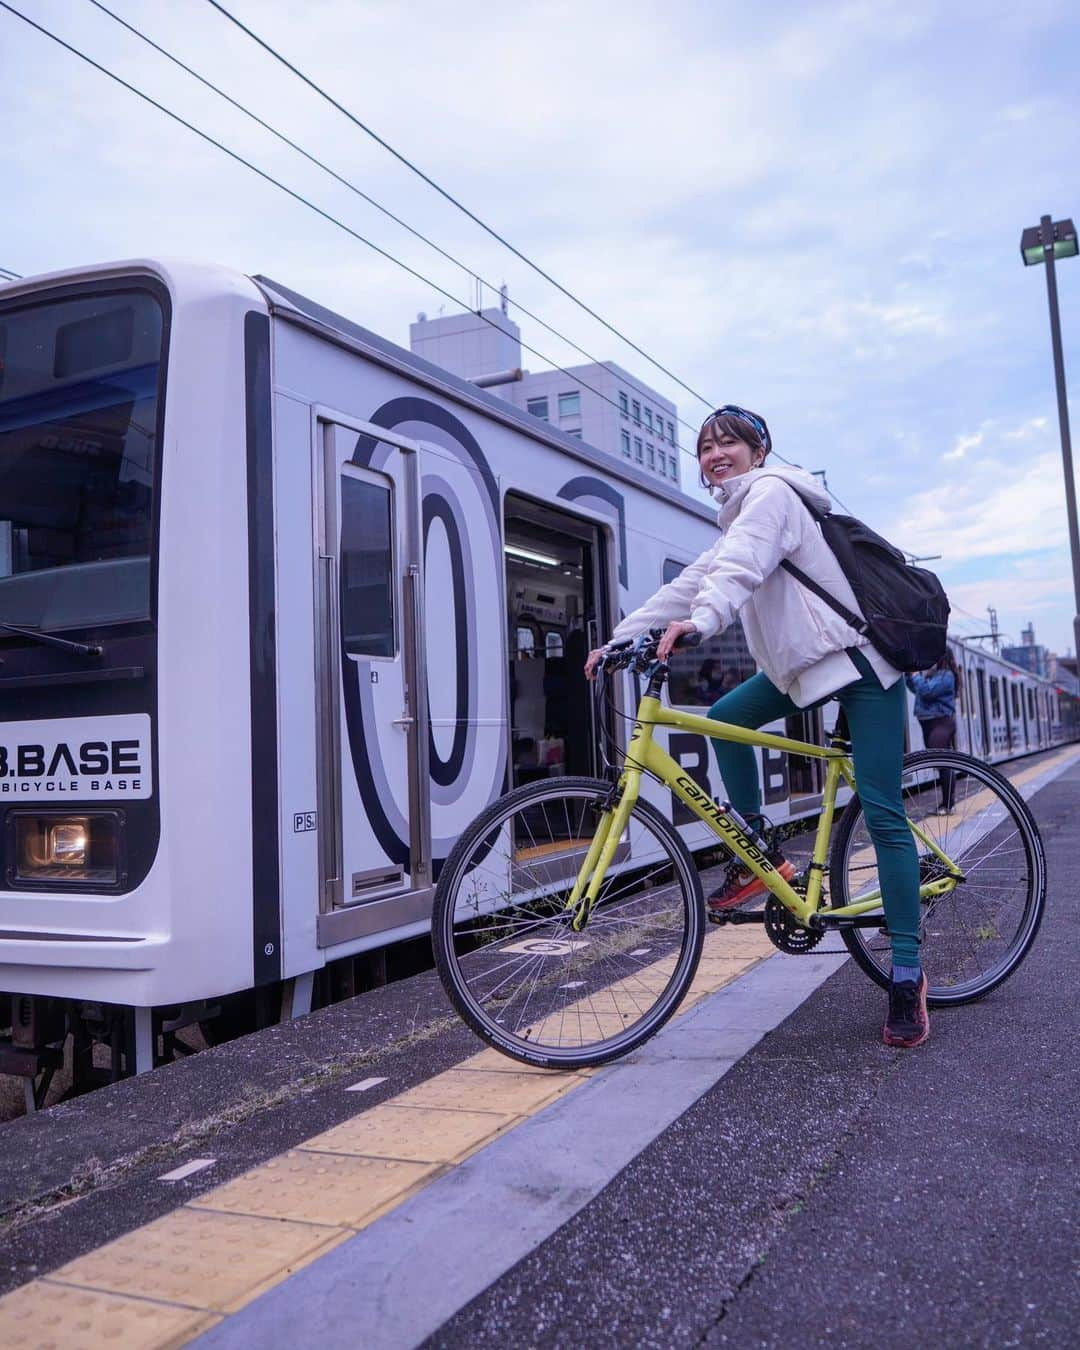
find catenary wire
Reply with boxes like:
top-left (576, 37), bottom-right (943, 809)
top-left (7, 3), bottom-right (858, 505)
top-left (0, 266), bottom-right (22, 279)
top-left (202, 0), bottom-right (889, 511)
top-left (1, 0), bottom-right (707, 461)
top-left (202, 0), bottom-right (718, 411)
top-left (84, 0), bottom-right (701, 443)
top-left (79, 2), bottom-right (810, 478)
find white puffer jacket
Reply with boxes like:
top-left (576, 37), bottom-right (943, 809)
top-left (611, 464), bottom-right (901, 708)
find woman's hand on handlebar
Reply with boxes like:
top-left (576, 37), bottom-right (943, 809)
top-left (657, 620), bottom-right (700, 663)
top-left (584, 647), bottom-right (607, 681)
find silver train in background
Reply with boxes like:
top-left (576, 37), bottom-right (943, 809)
top-left (0, 259), bottom-right (1075, 1108)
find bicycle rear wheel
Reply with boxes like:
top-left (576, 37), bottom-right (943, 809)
top-left (830, 751), bottom-right (1046, 1005)
top-left (432, 776), bottom-right (705, 1068)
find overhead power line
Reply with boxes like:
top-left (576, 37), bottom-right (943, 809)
top-left (0, 266), bottom-right (21, 280)
top-left (7, 2), bottom-right (872, 509)
top-left (83, 0), bottom-right (708, 449)
top-left (0, 0), bottom-right (712, 467)
top-left (202, 0), bottom-right (717, 412)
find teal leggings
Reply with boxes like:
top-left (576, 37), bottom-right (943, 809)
top-left (707, 650), bottom-right (920, 967)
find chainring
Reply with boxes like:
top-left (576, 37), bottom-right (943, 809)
top-left (763, 894), bottom-right (824, 954)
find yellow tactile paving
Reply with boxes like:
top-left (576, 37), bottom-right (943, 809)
top-left (1, 1280), bottom-right (220, 1349)
top-left (529, 1008), bottom-right (637, 1046)
top-left (0, 885), bottom-right (794, 1350)
top-left (455, 1046), bottom-right (563, 1073)
top-left (704, 927), bottom-right (775, 956)
top-left (189, 1151), bottom-right (437, 1229)
top-left (301, 1103), bottom-right (517, 1164)
top-left (46, 1207), bottom-right (347, 1314)
top-left (394, 1066), bottom-right (580, 1114)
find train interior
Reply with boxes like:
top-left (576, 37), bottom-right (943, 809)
top-left (503, 494), bottom-right (606, 813)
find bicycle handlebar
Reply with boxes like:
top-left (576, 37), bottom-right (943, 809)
top-left (597, 627), bottom-right (702, 676)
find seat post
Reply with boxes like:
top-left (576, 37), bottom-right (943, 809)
top-left (830, 705), bottom-right (852, 750)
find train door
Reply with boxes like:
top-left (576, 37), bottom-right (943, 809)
top-left (503, 493), bottom-right (609, 792)
top-left (977, 668), bottom-right (991, 756)
top-left (313, 416), bottom-right (431, 945)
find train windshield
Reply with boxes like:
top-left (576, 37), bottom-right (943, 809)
top-left (0, 286), bottom-right (165, 632)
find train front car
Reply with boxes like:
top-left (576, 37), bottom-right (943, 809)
top-left (0, 261), bottom-right (266, 1101)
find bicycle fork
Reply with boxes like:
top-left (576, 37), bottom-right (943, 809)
top-left (566, 769), bottom-right (642, 931)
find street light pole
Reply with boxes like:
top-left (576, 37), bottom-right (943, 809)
top-left (1021, 214), bottom-right (1080, 661)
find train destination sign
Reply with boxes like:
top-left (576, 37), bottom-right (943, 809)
top-left (0, 714), bottom-right (152, 799)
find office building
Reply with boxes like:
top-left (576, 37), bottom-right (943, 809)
top-left (409, 301), bottom-right (681, 487)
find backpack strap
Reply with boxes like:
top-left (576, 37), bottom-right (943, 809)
top-left (779, 559), bottom-right (870, 636)
top-left (752, 472), bottom-right (872, 638)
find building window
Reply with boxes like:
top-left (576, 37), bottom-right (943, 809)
top-left (634, 436), bottom-right (643, 462)
top-left (526, 397), bottom-right (549, 421)
top-left (667, 420), bottom-right (675, 445)
top-left (558, 392), bottom-right (581, 418)
top-left (669, 454), bottom-right (678, 480)
top-left (646, 443), bottom-right (655, 469)
top-left (632, 399), bottom-right (641, 425)
top-left (621, 429), bottom-right (631, 457)
top-left (644, 409), bottom-right (653, 432)
top-left (619, 392), bottom-right (629, 418)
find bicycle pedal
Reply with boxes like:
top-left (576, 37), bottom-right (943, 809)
top-left (707, 908), bottom-right (766, 926)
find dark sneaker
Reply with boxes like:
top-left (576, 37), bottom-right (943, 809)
top-left (707, 854), bottom-right (796, 914)
top-left (883, 971), bottom-right (930, 1048)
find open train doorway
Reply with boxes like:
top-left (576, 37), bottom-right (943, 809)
top-left (504, 493), bottom-right (611, 795)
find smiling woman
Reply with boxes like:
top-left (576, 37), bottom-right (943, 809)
top-left (0, 285), bottom-right (166, 632)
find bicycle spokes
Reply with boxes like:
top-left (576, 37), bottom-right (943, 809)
top-left (833, 753), bottom-right (1044, 1003)
top-left (435, 780), bottom-right (704, 1066)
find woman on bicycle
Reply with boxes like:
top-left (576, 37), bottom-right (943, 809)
top-left (585, 405), bottom-right (928, 1048)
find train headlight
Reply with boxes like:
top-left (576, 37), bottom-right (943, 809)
top-left (7, 812), bottom-right (125, 888)
top-left (47, 821), bottom-right (88, 865)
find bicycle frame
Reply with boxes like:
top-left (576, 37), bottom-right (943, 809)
top-left (568, 692), bottom-right (962, 929)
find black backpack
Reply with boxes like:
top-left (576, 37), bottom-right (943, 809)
top-left (775, 485), bottom-right (950, 673)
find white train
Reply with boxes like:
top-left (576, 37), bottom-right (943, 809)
top-left (0, 259), bottom-right (1074, 1106)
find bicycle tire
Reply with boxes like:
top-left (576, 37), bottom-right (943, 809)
top-left (830, 750), bottom-right (1047, 1006)
top-left (432, 776), bottom-right (705, 1068)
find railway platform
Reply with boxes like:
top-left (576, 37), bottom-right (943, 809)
top-left (0, 745), bottom-right (1077, 1348)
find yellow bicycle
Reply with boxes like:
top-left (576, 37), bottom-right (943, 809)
top-left (432, 632), bottom-right (1046, 1067)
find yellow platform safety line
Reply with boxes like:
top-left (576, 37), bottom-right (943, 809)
top-left (0, 924), bottom-right (774, 1350)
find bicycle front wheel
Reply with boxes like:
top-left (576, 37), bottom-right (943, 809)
top-left (830, 750), bottom-right (1046, 1005)
top-left (432, 776), bottom-right (705, 1068)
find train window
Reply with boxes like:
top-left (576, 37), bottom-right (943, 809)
top-left (0, 286), bottom-right (164, 630)
top-left (990, 677), bottom-right (1001, 718)
top-left (661, 557), bottom-right (756, 705)
top-left (54, 305), bottom-right (135, 378)
top-left (339, 475), bottom-right (394, 658)
top-left (545, 631), bottom-right (564, 657)
top-left (1027, 687), bottom-right (1035, 720)
top-left (1011, 683), bottom-right (1021, 718)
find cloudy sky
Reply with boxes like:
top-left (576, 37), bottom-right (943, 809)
top-left (4, 0), bottom-right (1080, 654)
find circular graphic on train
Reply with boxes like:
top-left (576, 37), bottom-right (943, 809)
top-left (348, 398), bottom-right (508, 877)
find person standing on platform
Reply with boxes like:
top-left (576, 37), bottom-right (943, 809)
top-left (906, 653), bottom-right (960, 812)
